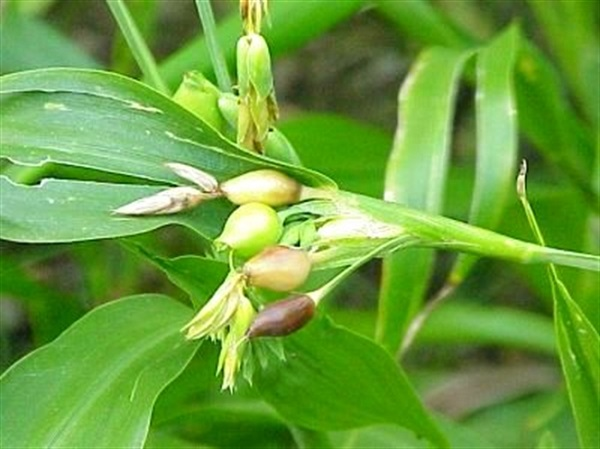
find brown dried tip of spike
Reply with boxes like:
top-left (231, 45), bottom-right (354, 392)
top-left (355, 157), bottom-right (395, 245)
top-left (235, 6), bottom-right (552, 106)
top-left (246, 294), bottom-right (315, 339)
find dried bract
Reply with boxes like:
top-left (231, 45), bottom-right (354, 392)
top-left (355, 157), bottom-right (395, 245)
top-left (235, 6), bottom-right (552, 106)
top-left (113, 186), bottom-right (207, 216)
top-left (165, 162), bottom-right (220, 193)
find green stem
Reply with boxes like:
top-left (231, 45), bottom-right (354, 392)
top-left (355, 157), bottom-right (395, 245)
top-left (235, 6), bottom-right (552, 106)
top-left (341, 192), bottom-right (600, 272)
top-left (194, 0), bottom-right (232, 92)
top-left (106, 0), bottom-right (169, 95)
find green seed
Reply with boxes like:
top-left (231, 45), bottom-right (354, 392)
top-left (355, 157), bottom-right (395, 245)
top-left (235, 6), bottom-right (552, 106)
top-left (264, 128), bottom-right (302, 165)
top-left (244, 246), bottom-right (312, 292)
top-left (220, 169), bottom-right (302, 207)
top-left (172, 71), bottom-right (223, 131)
top-left (215, 203), bottom-right (282, 258)
top-left (247, 33), bottom-right (274, 99)
top-left (236, 36), bottom-right (251, 97)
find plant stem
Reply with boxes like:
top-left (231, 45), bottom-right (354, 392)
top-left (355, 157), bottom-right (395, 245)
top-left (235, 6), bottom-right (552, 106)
top-left (398, 282), bottom-right (456, 359)
top-left (194, 0), bottom-right (232, 92)
top-left (106, 0), bottom-right (169, 95)
top-left (341, 191), bottom-right (600, 272)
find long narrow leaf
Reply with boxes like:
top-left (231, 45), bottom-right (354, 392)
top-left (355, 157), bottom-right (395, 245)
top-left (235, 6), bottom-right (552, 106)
top-left (451, 25), bottom-right (519, 282)
top-left (374, 0), bottom-right (470, 48)
top-left (553, 279), bottom-right (600, 448)
top-left (518, 165), bottom-right (600, 448)
top-left (377, 47), bottom-right (472, 353)
top-left (526, 0), bottom-right (600, 126)
top-left (106, 0), bottom-right (169, 94)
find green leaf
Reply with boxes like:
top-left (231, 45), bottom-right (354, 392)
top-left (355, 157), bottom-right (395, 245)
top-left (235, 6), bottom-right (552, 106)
top-left (464, 391), bottom-right (578, 449)
top-left (452, 25), bottom-right (519, 282)
top-left (123, 242), bottom-right (228, 308)
top-left (416, 302), bottom-right (556, 356)
top-left (0, 177), bottom-right (231, 242)
top-left (0, 294), bottom-right (198, 448)
top-left (516, 42), bottom-right (597, 204)
top-left (331, 419), bottom-right (495, 449)
top-left (279, 113), bottom-right (393, 197)
top-left (158, 0), bottom-right (364, 90)
top-left (0, 68), bottom-right (333, 188)
top-left (0, 68), bottom-right (334, 243)
top-left (553, 278), bottom-right (600, 448)
top-left (107, 0), bottom-right (168, 95)
top-left (374, 0), bottom-right (471, 49)
top-left (255, 317), bottom-right (449, 449)
top-left (517, 162), bottom-right (600, 448)
top-left (0, 8), bottom-right (100, 74)
top-left (527, 0), bottom-right (600, 126)
top-left (374, 3), bottom-right (597, 206)
top-left (377, 47), bottom-right (473, 353)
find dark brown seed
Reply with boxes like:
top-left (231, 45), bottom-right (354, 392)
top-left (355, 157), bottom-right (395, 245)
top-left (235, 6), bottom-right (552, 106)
top-left (246, 294), bottom-right (315, 338)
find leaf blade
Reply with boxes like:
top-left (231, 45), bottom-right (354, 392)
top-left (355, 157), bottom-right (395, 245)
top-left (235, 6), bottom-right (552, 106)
top-left (377, 47), bottom-right (473, 353)
top-left (452, 24), bottom-right (520, 282)
top-left (0, 294), bottom-right (198, 448)
top-left (255, 317), bottom-right (449, 449)
top-left (0, 68), bottom-right (334, 188)
top-left (0, 177), bottom-right (230, 242)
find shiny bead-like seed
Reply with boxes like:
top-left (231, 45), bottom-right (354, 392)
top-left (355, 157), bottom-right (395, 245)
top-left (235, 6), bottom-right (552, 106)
top-left (214, 202), bottom-right (282, 258)
top-left (220, 169), bottom-right (301, 207)
top-left (246, 294), bottom-right (315, 338)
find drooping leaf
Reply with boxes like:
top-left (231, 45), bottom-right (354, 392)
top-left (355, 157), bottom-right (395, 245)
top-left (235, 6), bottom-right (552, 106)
top-left (452, 24), bottom-right (520, 282)
top-left (255, 317), bottom-right (449, 449)
top-left (374, 3), bottom-right (597, 207)
top-left (377, 47), bottom-right (473, 353)
top-left (0, 294), bottom-right (198, 448)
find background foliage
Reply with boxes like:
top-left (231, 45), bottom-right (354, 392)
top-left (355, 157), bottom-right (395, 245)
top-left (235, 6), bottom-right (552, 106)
top-left (1, 1), bottom-right (598, 448)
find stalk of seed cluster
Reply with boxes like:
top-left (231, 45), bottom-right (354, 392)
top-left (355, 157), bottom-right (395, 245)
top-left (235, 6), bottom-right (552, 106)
top-left (246, 236), bottom-right (414, 339)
